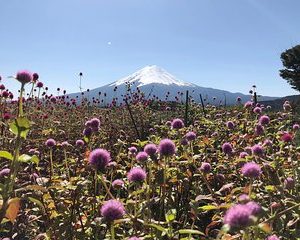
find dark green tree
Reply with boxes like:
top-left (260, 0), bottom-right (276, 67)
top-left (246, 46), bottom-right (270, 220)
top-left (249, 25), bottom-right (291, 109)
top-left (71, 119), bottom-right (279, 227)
top-left (280, 45), bottom-right (300, 91)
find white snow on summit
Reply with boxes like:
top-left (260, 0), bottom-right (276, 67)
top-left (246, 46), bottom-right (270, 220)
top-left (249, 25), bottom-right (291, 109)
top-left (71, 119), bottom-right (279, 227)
top-left (110, 65), bottom-right (195, 87)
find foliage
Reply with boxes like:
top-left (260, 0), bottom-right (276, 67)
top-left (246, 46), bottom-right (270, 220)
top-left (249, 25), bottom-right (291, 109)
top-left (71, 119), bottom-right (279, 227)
top-left (280, 44), bottom-right (300, 91)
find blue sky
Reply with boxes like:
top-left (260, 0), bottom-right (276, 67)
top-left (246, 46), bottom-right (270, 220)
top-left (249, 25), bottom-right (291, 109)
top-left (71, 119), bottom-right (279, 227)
top-left (0, 0), bottom-right (300, 97)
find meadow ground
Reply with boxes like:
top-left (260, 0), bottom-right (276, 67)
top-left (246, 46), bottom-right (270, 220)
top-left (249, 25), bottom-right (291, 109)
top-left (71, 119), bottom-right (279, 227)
top-left (0, 72), bottom-right (299, 240)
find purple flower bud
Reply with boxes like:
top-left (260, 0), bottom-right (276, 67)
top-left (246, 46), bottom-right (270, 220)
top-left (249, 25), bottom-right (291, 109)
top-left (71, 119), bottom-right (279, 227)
top-left (251, 144), bottom-right (264, 156)
top-left (226, 121), bottom-right (235, 130)
top-left (45, 138), bottom-right (56, 147)
top-left (75, 139), bottom-right (85, 147)
top-left (112, 179), bottom-right (125, 189)
top-left (0, 168), bottom-right (10, 177)
top-left (253, 107), bottom-right (262, 114)
top-left (284, 177), bottom-right (295, 190)
top-left (185, 131), bottom-right (196, 141)
top-left (199, 162), bottom-right (211, 174)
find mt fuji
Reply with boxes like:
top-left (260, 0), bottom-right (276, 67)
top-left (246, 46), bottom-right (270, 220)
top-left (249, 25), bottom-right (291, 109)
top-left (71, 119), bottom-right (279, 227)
top-left (69, 65), bottom-right (277, 105)
top-left (110, 65), bottom-right (195, 87)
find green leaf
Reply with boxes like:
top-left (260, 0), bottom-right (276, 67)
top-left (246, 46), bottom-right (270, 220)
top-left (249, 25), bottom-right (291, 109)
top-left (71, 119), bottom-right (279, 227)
top-left (165, 209), bottom-right (176, 223)
top-left (265, 185), bottom-right (276, 192)
top-left (146, 223), bottom-right (167, 233)
top-left (18, 154), bottom-right (39, 165)
top-left (178, 229), bottom-right (205, 236)
top-left (198, 205), bottom-right (218, 211)
top-left (28, 197), bottom-right (45, 213)
top-left (0, 151), bottom-right (13, 160)
top-left (83, 136), bottom-right (89, 143)
top-left (9, 117), bottom-right (31, 139)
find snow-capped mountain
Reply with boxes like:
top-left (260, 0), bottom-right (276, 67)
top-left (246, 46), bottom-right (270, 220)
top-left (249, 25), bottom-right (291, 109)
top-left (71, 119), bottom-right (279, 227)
top-left (110, 65), bottom-right (195, 87)
top-left (68, 65), bottom-right (278, 105)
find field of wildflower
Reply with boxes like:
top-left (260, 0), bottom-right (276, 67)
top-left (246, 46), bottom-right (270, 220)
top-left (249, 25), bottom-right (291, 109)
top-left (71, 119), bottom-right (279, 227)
top-left (0, 70), bottom-right (299, 240)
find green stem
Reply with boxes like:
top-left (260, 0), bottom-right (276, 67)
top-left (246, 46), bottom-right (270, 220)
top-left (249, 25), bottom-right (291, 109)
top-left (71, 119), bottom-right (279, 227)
top-left (263, 202), bottom-right (300, 223)
top-left (50, 148), bottom-right (54, 181)
top-left (248, 179), bottom-right (253, 198)
top-left (29, 82), bottom-right (35, 98)
top-left (19, 83), bottom-right (25, 117)
top-left (99, 174), bottom-right (115, 199)
top-left (110, 223), bottom-right (115, 240)
top-left (64, 149), bottom-right (70, 180)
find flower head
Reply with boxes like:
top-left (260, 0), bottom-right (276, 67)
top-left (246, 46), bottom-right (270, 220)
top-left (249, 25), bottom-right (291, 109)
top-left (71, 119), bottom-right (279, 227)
top-left (239, 152), bottom-right (248, 159)
top-left (266, 235), bottom-right (280, 240)
top-left (36, 81), bottom-right (44, 88)
top-left (171, 118), bottom-right (184, 129)
top-left (61, 141), bottom-right (70, 147)
top-left (16, 70), bottom-right (33, 84)
top-left (284, 177), bottom-right (295, 190)
top-left (253, 107), bottom-right (262, 114)
top-left (293, 124), bottom-right (299, 131)
top-left (144, 144), bottom-right (157, 156)
top-left (0, 168), bottom-right (10, 177)
top-left (32, 73), bottom-right (39, 82)
top-left (245, 201), bottom-right (262, 215)
top-left (75, 139), bottom-right (85, 147)
top-left (112, 179), bottom-right (125, 189)
top-left (83, 127), bottom-right (92, 137)
top-left (238, 194), bottom-right (250, 203)
top-left (241, 162), bottom-right (262, 179)
top-left (281, 133), bottom-right (293, 143)
top-left (128, 146), bottom-right (137, 154)
top-left (3, 113), bottom-right (11, 120)
top-left (259, 115), bottom-right (270, 125)
top-left (244, 101), bottom-right (253, 108)
top-left (127, 167), bottom-right (146, 183)
top-left (222, 142), bottom-right (233, 155)
top-left (251, 144), bottom-right (264, 156)
top-left (263, 139), bottom-right (272, 147)
top-left (100, 199), bottom-right (125, 222)
top-left (185, 131), bottom-right (196, 141)
top-left (226, 121), bottom-right (235, 130)
top-left (199, 162), bottom-right (211, 174)
top-left (88, 149), bottom-right (111, 171)
top-left (224, 204), bottom-right (252, 229)
top-left (45, 138), bottom-right (56, 147)
top-left (255, 124), bottom-right (264, 135)
top-left (136, 151), bottom-right (149, 162)
top-left (90, 117), bottom-right (100, 130)
top-left (158, 139), bottom-right (176, 157)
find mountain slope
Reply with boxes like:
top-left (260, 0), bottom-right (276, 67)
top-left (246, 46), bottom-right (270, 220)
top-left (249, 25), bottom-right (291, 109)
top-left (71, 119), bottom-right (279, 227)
top-left (68, 65), bottom-right (278, 105)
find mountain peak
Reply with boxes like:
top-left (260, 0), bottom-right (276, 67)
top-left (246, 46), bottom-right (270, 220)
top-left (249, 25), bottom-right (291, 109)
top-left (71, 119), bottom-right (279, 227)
top-left (110, 65), bottom-right (194, 87)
